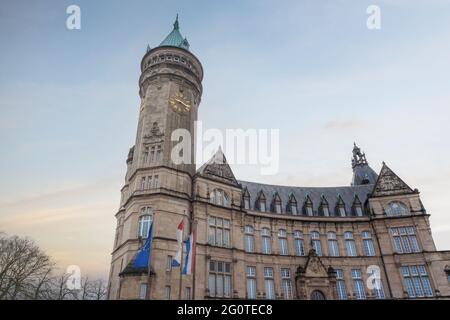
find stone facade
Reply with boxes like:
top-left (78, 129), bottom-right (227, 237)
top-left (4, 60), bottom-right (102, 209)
top-left (107, 18), bottom-right (450, 300)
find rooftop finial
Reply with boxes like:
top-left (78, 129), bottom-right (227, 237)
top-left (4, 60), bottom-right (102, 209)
top-left (352, 142), bottom-right (368, 168)
top-left (174, 14), bottom-right (179, 30)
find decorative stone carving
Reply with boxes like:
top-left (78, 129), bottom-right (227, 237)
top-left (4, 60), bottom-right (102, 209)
top-left (372, 163), bottom-right (415, 197)
top-left (143, 122), bottom-right (165, 142)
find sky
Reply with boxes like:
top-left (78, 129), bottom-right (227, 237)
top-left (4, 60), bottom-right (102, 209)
top-left (1, 0), bottom-right (450, 278)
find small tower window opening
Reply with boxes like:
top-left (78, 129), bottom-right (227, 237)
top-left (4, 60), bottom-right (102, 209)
top-left (156, 145), bottom-right (163, 161)
top-left (150, 146), bottom-right (156, 162)
top-left (143, 147), bottom-right (149, 164)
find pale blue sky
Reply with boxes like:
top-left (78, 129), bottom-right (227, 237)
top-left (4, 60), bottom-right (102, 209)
top-left (1, 0), bottom-right (450, 277)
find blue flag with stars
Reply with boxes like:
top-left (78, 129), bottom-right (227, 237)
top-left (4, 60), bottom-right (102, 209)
top-left (134, 222), bottom-right (153, 269)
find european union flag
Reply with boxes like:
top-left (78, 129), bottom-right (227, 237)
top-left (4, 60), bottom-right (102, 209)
top-left (134, 222), bottom-right (153, 268)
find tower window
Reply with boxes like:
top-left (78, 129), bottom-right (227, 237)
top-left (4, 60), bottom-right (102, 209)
top-left (156, 145), bottom-right (162, 161)
top-left (138, 209), bottom-right (153, 238)
top-left (150, 146), bottom-right (155, 162)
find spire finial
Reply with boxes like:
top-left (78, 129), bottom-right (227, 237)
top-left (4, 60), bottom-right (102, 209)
top-left (174, 14), bottom-right (179, 30)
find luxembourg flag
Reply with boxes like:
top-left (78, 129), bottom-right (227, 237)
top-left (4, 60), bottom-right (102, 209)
top-left (172, 220), bottom-right (184, 267)
top-left (182, 228), bottom-right (197, 275)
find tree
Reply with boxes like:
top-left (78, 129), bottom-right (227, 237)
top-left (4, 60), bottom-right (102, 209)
top-left (0, 233), bottom-right (54, 300)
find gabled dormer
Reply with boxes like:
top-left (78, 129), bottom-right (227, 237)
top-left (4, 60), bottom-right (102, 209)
top-left (336, 194), bottom-right (346, 217)
top-left (272, 192), bottom-right (282, 214)
top-left (352, 194), bottom-right (363, 217)
top-left (287, 193), bottom-right (298, 215)
top-left (319, 195), bottom-right (330, 217)
top-left (303, 194), bottom-right (314, 216)
top-left (256, 190), bottom-right (267, 212)
top-left (242, 187), bottom-right (251, 210)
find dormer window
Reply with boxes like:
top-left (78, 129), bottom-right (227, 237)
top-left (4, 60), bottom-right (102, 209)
top-left (304, 195), bottom-right (313, 216)
top-left (336, 195), bottom-right (346, 217)
top-left (242, 188), bottom-right (250, 210)
top-left (319, 195), bottom-right (329, 217)
top-left (353, 195), bottom-right (363, 217)
top-left (288, 194), bottom-right (298, 215)
top-left (273, 193), bottom-right (282, 214)
top-left (257, 191), bottom-right (266, 212)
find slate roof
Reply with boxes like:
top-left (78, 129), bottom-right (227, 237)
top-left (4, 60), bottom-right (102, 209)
top-left (239, 180), bottom-right (374, 215)
top-left (352, 164), bottom-right (378, 186)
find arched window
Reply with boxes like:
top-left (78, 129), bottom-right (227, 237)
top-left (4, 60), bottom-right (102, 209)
top-left (261, 228), bottom-right (272, 254)
top-left (385, 201), bottom-right (409, 217)
top-left (294, 231), bottom-right (305, 256)
top-left (345, 232), bottom-right (357, 256)
top-left (138, 207), bottom-right (153, 238)
top-left (278, 229), bottom-right (288, 255)
top-left (311, 231), bottom-right (322, 256)
top-left (327, 232), bottom-right (340, 257)
top-left (244, 225), bottom-right (254, 253)
top-left (210, 189), bottom-right (230, 207)
top-left (311, 290), bottom-right (326, 300)
top-left (362, 231), bottom-right (375, 256)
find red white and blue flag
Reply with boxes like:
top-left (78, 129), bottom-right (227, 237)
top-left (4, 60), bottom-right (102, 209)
top-left (172, 220), bottom-right (184, 267)
top-left (182, 228), bottom-right (196, 275)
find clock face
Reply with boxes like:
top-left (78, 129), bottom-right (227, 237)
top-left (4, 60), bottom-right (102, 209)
top-left (169, 92), bottom-right (191, 114)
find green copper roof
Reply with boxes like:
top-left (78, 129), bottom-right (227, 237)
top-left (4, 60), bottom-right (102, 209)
top-left (159, 15), bottom-right (190, 51)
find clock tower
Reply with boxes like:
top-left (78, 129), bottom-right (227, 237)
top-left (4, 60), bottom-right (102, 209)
top-left (108, 16), bottom-right (203, 300)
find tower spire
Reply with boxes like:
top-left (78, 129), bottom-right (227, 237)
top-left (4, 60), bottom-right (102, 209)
top-left (351, 143), bottom-right (378, 186)
top-left (174, 14), bottom-right (179, 30)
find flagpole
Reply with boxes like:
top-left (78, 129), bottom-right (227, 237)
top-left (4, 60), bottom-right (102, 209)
top-left (192, 220), bottom-right (197, 300)
top-left (146, 218), bottom-right (154, 300)
top-left (178, 216), bottom-right (185, 300)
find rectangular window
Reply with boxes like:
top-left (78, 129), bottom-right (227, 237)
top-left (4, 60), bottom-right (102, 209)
top-left (146, 176), bottom-right (153, 189)
top-left (262, 236), bottom-right (272, 254)
top-left (355, 206), bottom-right (363, 217)
top-left (291, 205), bottom-right (297, 215)
top-left (260, 201), bottom-right (266, 212)
top-left (390, 227), bottom-right (420, 254)
top-left (275, 203), bottom-right (282, 213)
top-left (335, 269), bottom-right (347, 300)
top-left (184, 287), bottom-right (191, 300)
top-left (352, 269), bottom-right (366, 299)
top-left (306, 207), bottom-right (313, 216)
top-left (281, 268), bottom-right (293, 300)
top-left (363, 239), bottom-right (376, 256)
top-left (328, 240), bottom-right (340, 256)
top-left (346, 240), bottom-right (357, 256)
top-left (153, 175), bottom-right (159, 188)
top-left (402, 265), bottom-right (433, 298)
top-left (247, 266), bottom-right (257, 299)
top-left (323, 207), bottom-right (329, 217)
top-left (245, 234), bottom-right (254, 253)
top-left (209, 261), bottom-right (232, 298)
top-left (295, 239), bottom-right (305, 256)
top-left (312, 240), bottom-right (322, 256)
top-left (264, 267), bottom-right (275, 299)
top-left (208, 217), bottom-right (231, 248)
top-left (279, 238), bottom-right (288, 255)
top-left (163, 286), bottom-right (171, 300)
top-left (166, 255), bottom-right (172, 271)
top-left (140, 177), bottom-right (146, 190)
top-left (139, 283), bottom-right (147, 300)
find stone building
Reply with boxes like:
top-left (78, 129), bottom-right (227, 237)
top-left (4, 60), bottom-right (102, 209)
top-left (107, 17), bottom-right (450, 300)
